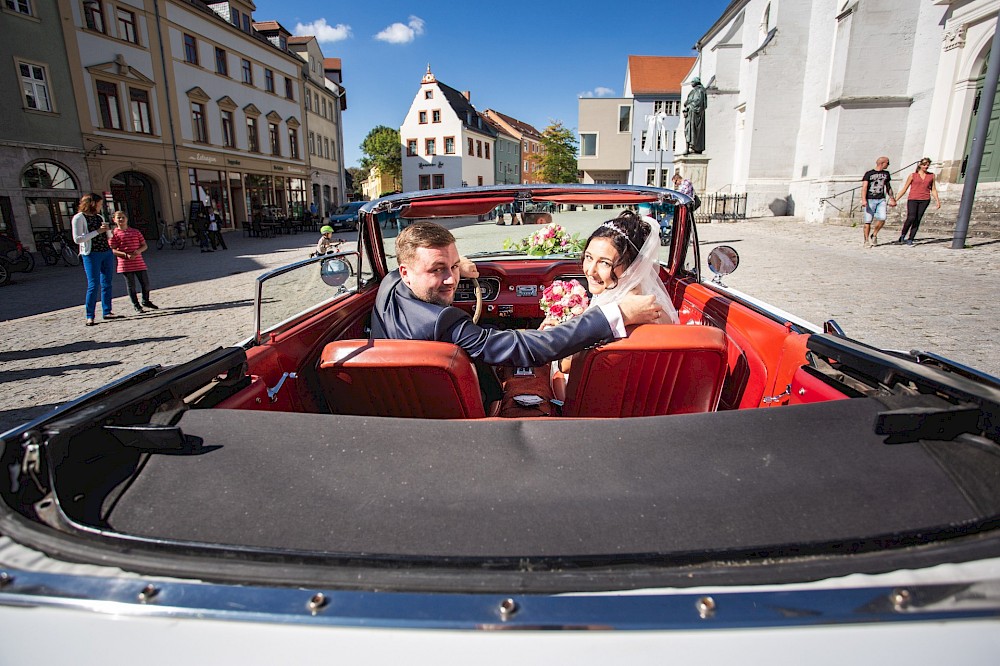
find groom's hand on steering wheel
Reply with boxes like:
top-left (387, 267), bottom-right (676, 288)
top-left (458, 257), bottom-right (478, 279)
top-left (619, 294), bottom-right (664, 326)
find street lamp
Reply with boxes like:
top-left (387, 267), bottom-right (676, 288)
top-left (84, 142), bottom-right (109, 158)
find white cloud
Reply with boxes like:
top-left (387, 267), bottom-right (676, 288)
top-left (294, 18), bottom-right (352, 44)
top-left (374, 16), bottom-right (425, 44)
top-left (579, 86), bottom-right (616, 98)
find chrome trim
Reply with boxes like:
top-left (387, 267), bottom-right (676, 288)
top-left (0, 568), bottom-right (997, 630)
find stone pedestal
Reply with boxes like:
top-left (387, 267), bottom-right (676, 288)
top-left (674, 154), bottom-right (710, 194)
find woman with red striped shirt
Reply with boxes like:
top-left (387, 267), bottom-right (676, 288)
top-left (109, 211), bottom-right (159, 313)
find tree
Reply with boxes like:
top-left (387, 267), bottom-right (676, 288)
top-left (345, 166), bottom-right (368, 200)
top-left (359, 125), bottom-right (402, 190)
top-left (535, 121), bottom-right (579, 184)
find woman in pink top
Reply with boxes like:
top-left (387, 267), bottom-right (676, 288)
top-left (109, 211), bottom-right (159, 313)
top-left (895, 158), bottom-right (941, 245)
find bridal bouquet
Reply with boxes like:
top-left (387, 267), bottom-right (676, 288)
top-left (504, 223), bottom-right (584, 256)
top-left (540, 279), bottom-right (589, 323)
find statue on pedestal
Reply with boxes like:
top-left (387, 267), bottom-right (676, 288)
top-left (683, 77), bottom-right (707, 155)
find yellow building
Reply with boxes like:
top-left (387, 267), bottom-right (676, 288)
top-left (361, 166), bottom-right (398, 202)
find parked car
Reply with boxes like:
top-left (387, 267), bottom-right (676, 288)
top-left (326, 200), bottom-right (365, 231)
top-left (0, 234), bottom-right (35, 285)
top-left (1, 184), bottom-right (999, 662)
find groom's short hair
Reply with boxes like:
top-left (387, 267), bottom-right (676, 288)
top-left (396, 222), bottom-right (456, 266)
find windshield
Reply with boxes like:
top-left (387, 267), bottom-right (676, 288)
top-left (379, 203), bottom-right (676, 273)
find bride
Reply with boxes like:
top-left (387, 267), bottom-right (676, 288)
top-left (548, 209), bottom-right (679, 397)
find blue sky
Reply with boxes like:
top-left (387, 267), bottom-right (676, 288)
top-left (256, 0), bottom-right (733, 168)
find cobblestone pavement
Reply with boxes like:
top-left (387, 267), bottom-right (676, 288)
top-left (2, 216), bottom-right (997, 434)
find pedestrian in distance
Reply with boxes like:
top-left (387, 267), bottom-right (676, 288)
top-left (895, 158), bottom-right (941, 246)
top-left (207, 209), bottom-right (227, 250)
top-left (861, 156), bottom-right (896, 248)
top-left (193, 209), bottom-right (213, 253)
top-left (71, 193), bottom-right (117, 326)
top-left (109, 211), bottom-right (159, 314)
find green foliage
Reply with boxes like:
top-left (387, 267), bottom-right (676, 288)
top-left (345, 166), bottom-right (367, 198)
top-left (360, 126), bottom-right (402, 186)
top-left (535, 121), bottom-right (580, 184)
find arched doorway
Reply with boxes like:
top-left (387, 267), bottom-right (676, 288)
top-left (110, 171), bottom-right (160, 239)
top-left (960, 50), bottom-right (1000, 183)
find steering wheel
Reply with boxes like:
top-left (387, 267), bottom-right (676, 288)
top-left (472, 278), bottom-right (483, 324)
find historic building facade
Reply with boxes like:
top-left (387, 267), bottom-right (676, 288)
top-left (400, 67), bottom-right (496, 192)
top-left (481, 114), bottom-right (521, 185)
top-left (288, 36), bottom-right (347, 219)
top-left (4, 2), bottom-right (350, 248)
top-left (688, 0), bottom-right (999, 221)
top-left (481, 109), bottom-right (543, 184)
top-left (2, 0), bottom-right (90, 247)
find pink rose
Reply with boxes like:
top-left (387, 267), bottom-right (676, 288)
top-left (570, 305), bottom-right (584, 316)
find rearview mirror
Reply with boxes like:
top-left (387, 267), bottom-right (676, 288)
top-left (707, 246), bottom-right (739, 283)
top-left (320, 258), bottom-right (352, 287)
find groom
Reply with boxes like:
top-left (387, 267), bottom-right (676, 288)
top-left (371, 222), bottom-right (664, 376)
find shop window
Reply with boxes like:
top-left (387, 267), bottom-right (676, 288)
top-left (432, 174), bottom-right (444, 189)
top-left (21, 161), bottom-right (78, 190)
top-left (418, 175), bottom-right (430, 190)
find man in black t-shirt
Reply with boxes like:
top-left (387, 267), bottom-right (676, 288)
top-left (860, 156), bottom-right (896, 248)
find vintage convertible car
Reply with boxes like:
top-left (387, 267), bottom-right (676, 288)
top-left (1, 184), bottom-right (999, 662)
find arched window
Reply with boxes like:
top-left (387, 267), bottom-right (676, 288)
top-left (21, 161), bottom-right (78, 190)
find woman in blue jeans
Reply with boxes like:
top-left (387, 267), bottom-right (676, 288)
top-left (71, 193), bottom-right (118, 326)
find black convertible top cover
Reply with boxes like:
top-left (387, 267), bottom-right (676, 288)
top-left (102, 398), bottom-right (991, 559)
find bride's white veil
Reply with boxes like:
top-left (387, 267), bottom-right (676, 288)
top-left (589, 214), bottom-right (679, 324)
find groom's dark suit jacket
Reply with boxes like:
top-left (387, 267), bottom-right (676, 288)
top-left (371, 270), bottom-right (613, 369)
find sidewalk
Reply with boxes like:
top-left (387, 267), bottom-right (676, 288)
top-left (0, 229), bottom-right (340, 433)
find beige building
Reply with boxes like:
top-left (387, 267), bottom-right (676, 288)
top-left (577, 97), bottom-right (634, 184)
top-left (57, 0), bottom-right (309, 239)
top-left (288, 37), bottom-right (347, 218)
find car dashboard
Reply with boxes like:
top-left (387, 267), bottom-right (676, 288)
top-left (451, 259), bottom-right (588, 321)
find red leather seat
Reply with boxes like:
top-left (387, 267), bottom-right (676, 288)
top-left (563, 324), bottom-right (728, 418)
top-left (317, 339), bottom-right (485, 418)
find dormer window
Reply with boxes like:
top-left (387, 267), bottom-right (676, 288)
top-left (425, 90), bottom-right (433, 99)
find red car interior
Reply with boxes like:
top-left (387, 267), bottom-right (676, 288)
top-left (318, 338), bottom-right (486, 419)
top-left (563, 324), bottom-right (729, 417)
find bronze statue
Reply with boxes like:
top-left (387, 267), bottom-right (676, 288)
top-left (683, 77), bottom-right (707, 154)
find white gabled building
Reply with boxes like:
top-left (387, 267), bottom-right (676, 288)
top-left (400, 66), bottom-right (496, 192)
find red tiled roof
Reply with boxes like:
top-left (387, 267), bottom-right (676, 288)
top-left (252, 20), bottom-right (280, 31)
top-left (627, 56), bottom-right (696, 94)
top-left (483, 109), bottom-right (541, 140)
top-left (324, 58), bottom-right (342, 71)
top-left (288, 36), bottom-right (312, 44)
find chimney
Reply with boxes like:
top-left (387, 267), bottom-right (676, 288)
top-left (462, 91), bottom-right (471, 101)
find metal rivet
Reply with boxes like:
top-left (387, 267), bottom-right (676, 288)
top-left (696, 596), bottom-right (716, 619)
top-left (499, 598), bottom-right (518, 620)
top-left (891, 588), bottom-right (911, 610)
top-left (307, 592), bottom-right (328, 614)
top-left (0, 572), bottom-right (12, 587)
top-left (137, 584), bottom-right (159, 603)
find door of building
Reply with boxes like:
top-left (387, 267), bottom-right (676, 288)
top-left (960, 56), bottom-right (1000, 183)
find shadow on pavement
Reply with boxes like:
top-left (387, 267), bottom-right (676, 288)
top-left (0, 403), bottom-right (64, 435)
top-left (0, 361), bottom-right (121, 383)
top-left (0, 336), bottom-right (185, 362)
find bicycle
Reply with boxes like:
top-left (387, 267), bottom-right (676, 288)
top-left (156, 220), bottom-right (186, 250)
top-left (37, 230), bottom-right (79, 266)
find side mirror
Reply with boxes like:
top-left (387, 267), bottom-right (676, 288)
top-left (706, 245), bottom-right (739, 284)
top-left (320, 257), bottom-right (351, 287)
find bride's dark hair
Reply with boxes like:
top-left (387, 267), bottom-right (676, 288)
top-left (582, 210), bottom-right (650, 289)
